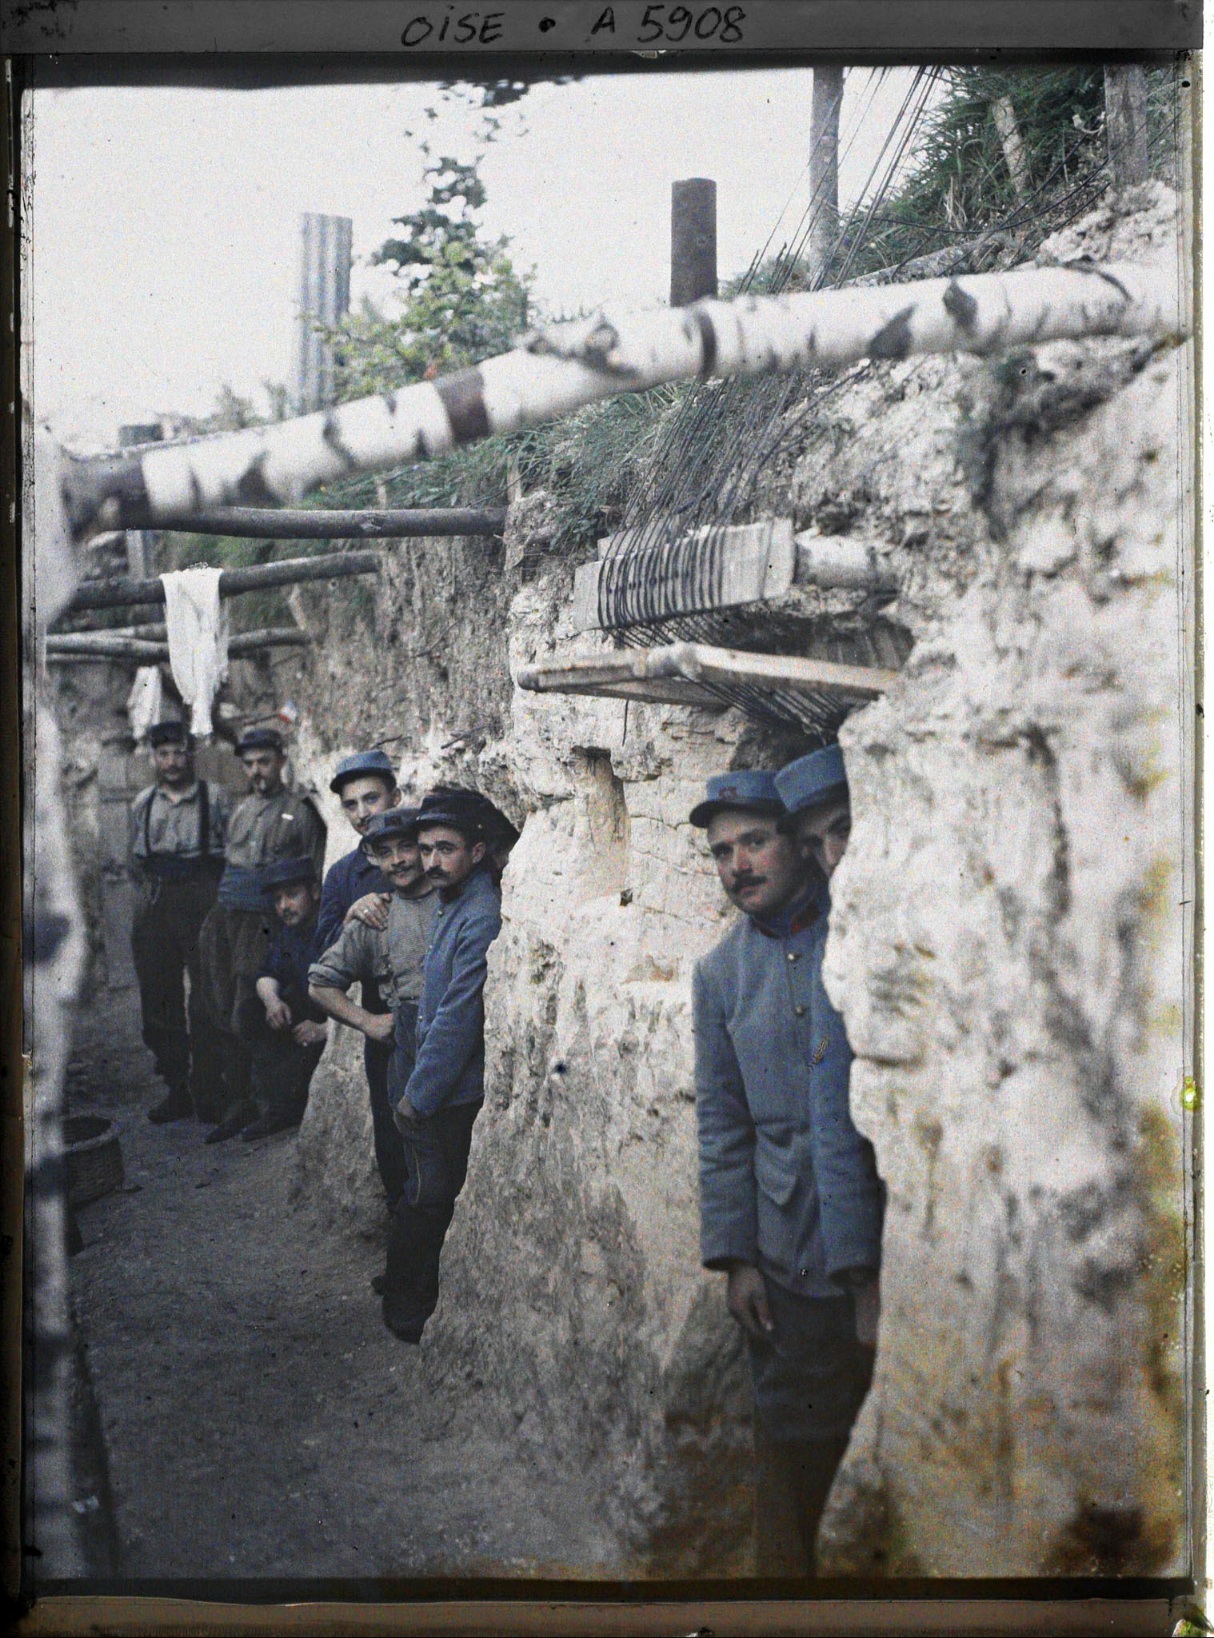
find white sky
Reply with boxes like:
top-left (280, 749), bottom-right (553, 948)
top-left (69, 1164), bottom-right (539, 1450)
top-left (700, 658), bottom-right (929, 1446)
top-left (25, 67), bottom-right (923, 450)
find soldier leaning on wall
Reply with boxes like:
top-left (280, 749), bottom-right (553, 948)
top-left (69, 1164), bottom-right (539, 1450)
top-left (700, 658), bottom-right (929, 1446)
top-left (691, 751), bottom-right (884, 1578)
top-left (378, 790), bottom-right (504, 1344)
top-left (197, 726), bottom-right (327, 1144)
top-left (316, 749), bottom-right (410, 1212)
top-left (308, 804), bottom-right (440, 1256)
top-left (128, 719), bottom-right (231, 1125)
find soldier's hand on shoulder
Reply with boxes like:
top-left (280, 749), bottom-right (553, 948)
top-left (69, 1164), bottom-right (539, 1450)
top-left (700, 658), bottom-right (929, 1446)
top-left (348, 892), bottom-right (392, 931)
top-left (726, 1263), bottom-right (774, 1339)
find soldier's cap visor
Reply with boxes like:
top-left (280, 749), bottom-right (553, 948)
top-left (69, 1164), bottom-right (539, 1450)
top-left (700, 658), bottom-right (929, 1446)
top-left (361, 807), bottom-right (422, 851)
top-left (688, 796), bottom-right (786, 829)
top-left (259, 856), bottom-right (317, 890)
top-left (237, 727), bottom-right (284, 754)
top-left (330, 749), bottom-right (397, 793)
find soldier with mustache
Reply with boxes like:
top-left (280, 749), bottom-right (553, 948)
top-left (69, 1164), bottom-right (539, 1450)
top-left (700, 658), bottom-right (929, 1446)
top-left (690, 758), bottom-right (883, 1576)
top-left (374, 789), bottom-right (503, 1344)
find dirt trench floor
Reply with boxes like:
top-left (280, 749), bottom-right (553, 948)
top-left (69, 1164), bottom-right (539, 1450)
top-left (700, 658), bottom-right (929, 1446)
top-left (61, 983), bottom-right (618, 1589)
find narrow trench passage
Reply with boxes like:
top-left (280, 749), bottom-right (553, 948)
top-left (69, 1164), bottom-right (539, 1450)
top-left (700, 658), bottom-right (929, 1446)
top-left (62, 983), bottom-right (614, 1584)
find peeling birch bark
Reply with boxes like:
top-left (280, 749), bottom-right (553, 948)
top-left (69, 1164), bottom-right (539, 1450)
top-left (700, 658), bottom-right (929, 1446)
top-left (57, 262), bottom-right (1184, 545)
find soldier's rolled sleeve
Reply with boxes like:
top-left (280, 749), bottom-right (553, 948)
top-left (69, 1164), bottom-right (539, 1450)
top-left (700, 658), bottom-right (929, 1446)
top-left (693, 960), bottom-right (759, 1271)
top-left (307, 920), bottom-right (371, 995)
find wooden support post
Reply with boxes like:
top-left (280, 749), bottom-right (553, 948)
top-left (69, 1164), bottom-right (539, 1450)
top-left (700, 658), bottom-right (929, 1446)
top-left (118, 424), bottom-right (162, 578)
top-left (809, 68), bottom-right (844, 285)
top-left (670, 179), bottom-right (717, 306)
top-left (991, 96), bottom-right (1030, 199)
top-left (1104, 65), bottom-right (1150, 189)
top-left (295, 213), bottom-right (353, 414)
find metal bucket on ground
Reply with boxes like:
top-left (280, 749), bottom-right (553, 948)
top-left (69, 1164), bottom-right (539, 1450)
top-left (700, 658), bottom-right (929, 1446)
top-left (62, 1115), bottom-right (124, 1209)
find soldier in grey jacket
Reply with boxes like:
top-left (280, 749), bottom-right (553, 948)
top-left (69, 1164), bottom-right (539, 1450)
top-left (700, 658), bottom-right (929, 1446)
top-left (691, 763), bottom-right (883, 1576)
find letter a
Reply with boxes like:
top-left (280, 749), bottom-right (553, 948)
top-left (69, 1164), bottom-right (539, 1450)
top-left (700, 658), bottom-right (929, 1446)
top-left (591, 6), bottom-right (616, 33)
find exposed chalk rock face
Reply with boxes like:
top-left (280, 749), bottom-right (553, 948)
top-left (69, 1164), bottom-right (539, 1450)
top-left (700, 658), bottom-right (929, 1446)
top-left (818, 192), bottom-right (1191, 1578)
top-left (285, 188), bottom-right (1191, 1576)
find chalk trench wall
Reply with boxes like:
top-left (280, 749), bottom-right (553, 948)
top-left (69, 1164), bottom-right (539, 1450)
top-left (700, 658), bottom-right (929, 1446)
top-left (288, 189), bottom-right (1192, 1577)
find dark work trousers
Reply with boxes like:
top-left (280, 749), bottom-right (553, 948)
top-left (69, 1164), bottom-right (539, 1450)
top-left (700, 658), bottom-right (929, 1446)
top-left (753, 1432), bottom-right (852, 1577)
top-left (363, 982), bottom-right (404, 1211)
top-left (198, 904), bottom-right (273, 1118)
top-left (382, 1097), bottom-right (482, 1340)
top-left (748, 1280), bottom-right (875, 1577)
top-left (235, 996), bottom-right (325, 1123)
top-left (130, 873), bottom-right (225, 1118)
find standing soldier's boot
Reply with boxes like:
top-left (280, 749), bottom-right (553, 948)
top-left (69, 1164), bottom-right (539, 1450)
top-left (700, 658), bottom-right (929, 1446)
top-left (147, 1086), bottom-right (194, 1124)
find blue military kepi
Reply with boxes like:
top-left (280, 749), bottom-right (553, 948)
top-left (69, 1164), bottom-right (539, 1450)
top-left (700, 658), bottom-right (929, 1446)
top-left (329, 748), bottom-right (398, 794)
top-left (689, 769), bottom-right (786, 829)
top-left (259, 855), bottom-right (317, 889)
top-left (146, 720), bottom-right (190, 747)
top-left (774, 744), bottom-right (849, 815)
top-left (360, 807), bottom-right (421, 850)
top-left (236, 726), bottom-right (284, 754)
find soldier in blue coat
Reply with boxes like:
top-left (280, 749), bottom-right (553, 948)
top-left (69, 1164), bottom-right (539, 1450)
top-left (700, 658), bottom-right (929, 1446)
top-left (691, 762), bottom-right (883, 1576)
top-left (207, 855), bottom-right (330, 1143)
top-left (317, 749), bottom-right (406, 1209)
top-left (379, 790), bottom-right (503, 1343)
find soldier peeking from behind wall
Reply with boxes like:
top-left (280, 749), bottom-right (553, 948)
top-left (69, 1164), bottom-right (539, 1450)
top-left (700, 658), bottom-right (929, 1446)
top-left (691, 751), bottom-right (884, 1578)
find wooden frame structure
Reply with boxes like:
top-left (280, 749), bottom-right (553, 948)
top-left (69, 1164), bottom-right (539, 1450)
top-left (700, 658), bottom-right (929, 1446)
top-left (515, 642), bottom-right (899, 710)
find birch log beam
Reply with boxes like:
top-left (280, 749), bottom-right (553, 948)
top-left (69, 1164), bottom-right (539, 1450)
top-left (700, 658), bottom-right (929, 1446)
top-left (56, 262), bottom-right (1184, 545)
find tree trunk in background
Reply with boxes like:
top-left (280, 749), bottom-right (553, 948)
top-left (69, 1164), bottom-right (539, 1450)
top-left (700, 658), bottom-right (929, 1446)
top-left (1104, 65), bottom-right (1150, 189)
top-left (809, 67), bottom-right (844, 287)
top-left (991, 95), bottom-right (1030, 199)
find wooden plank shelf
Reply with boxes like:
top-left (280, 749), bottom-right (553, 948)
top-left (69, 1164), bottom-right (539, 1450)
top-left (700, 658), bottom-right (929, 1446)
top-left (515, 641), bottom-right (900, 709)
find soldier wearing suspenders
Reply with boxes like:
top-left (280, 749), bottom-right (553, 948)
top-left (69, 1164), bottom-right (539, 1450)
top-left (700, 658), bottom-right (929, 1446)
top-left (128, 720), bottom-right (231, 1124)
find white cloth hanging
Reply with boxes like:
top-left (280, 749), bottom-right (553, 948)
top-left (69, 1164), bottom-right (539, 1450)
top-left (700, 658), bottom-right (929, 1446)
top-left (159, 567), bottom-right (229, 738)
top-left (125, 665), bottom-right (165, 743)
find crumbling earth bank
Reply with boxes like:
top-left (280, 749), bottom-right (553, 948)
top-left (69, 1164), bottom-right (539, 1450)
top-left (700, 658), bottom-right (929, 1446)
top-left (290, 186), bottom-right (1191, 1576)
